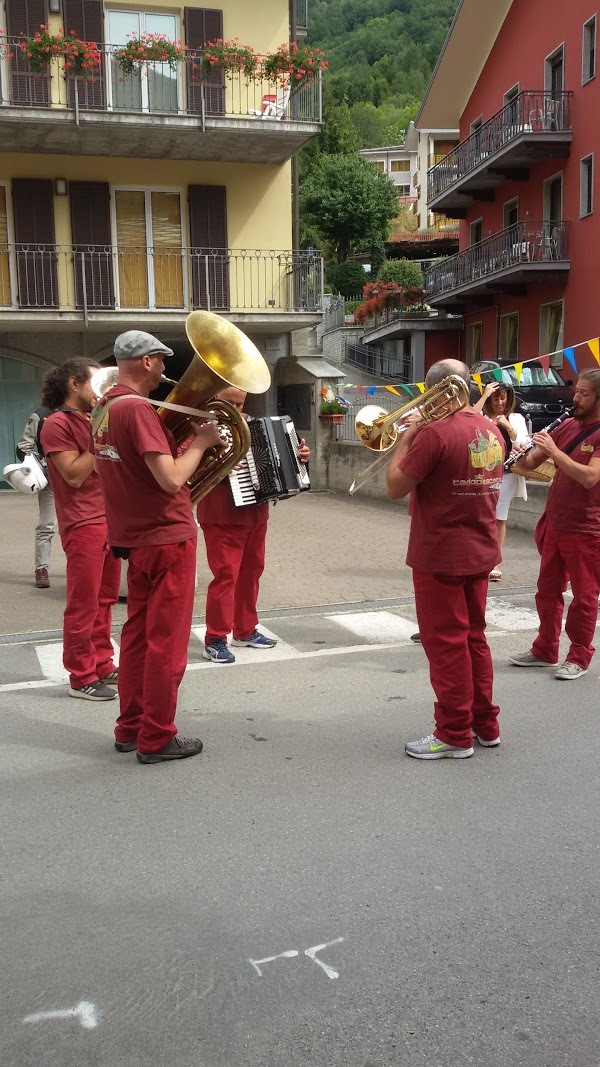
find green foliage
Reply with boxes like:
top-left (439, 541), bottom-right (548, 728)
top-left (329, 259), bottom-right (367, 297)
top-left (321, 398), bottom-right (347, 414)
top-left (300, 154), bottom-right (398, 263)
top-left (377, 259), bottom-right (424, 287)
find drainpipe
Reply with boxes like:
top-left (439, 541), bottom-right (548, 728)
top-left (290, 0), bottom-right (300, 250)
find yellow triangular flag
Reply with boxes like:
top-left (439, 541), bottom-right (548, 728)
top-left (588, 338), bottom-right (600, 365)
top-left (471, 373), bottom-right (483, 394)
top-left (416, 382), bottom-right (425, 394)
top-left (385, 386), bottom-right (402, 395)
top-left (514, 362), bottom-right (523, 383)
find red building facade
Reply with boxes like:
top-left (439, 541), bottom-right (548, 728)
top-left (419, 0), bottom-right (600, 373)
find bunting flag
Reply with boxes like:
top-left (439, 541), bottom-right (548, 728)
top-left (472, 373), bottom-right (483, 394)
top-left (588, 338), bottom-right (600, 365)
top-left (385, 385), bottom-right (402, 395)
top-left (514, 362), bottom-right (523, 383)
top-left (366, 386), bottom-right (377, 396)
top-left (539, 354), bottom-right (550, 376)
top-left (562, 347), bottom-right (578, 375)
top-left (416, 382), bottom-right (426, 394)
top-left (321, 386), bottom-right (328, 397)
top-left (491, 367), bottom-right (504, 382)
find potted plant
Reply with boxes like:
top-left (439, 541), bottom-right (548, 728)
top-left (260, 42), bottom-right (327, 87)
top-left (193, 38), bottom-right (258, 81)
top-left (114, 32), bottom-right (186, 76)
top-left (19, 25), bottom-right (100, 77)
top-left (320, 398), bottom-right (347, 424)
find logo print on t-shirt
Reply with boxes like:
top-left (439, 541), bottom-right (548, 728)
top-left (468, 429), bottom-right (503, 472)
top-left (92, 406), bottom-right (121, 462)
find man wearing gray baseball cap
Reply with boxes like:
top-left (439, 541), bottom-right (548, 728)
top-left (92, 330), bottom-right (222, 764)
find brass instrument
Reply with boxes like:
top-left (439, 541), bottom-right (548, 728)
top-left (349, 374), bottom-right (470, 495)
top-left (159, 311), bottom-right (271, 504)
top-left (91, 367), bottom-right (176, 398)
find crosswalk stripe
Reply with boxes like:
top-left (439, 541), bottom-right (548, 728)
top-left (34, 639), bottom-right (120, 685)
top-left (190, 625), bottom-right (301, 666)
top-left (326, 611), bottom-right (417, 643)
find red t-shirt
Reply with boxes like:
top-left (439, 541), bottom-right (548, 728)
top-left (40, 409), bottom-right (105, 537)
top-left (397, 408), bottom-right (504, 575)
top-left (93, 386), bottom-right (197, 548)
top-left (546, 418), bottom-right (600, 535)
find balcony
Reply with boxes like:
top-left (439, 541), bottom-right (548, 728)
top-left (425, 221), bottom-right (570, 309)
top-left (0, 246), bottom-right (323, 332)
top-left (361, 308), bottom-right (463, 345)
top-left (428, 92), bottom-right (573, 216)
top-left (0, 41), bottom-right (322, 164)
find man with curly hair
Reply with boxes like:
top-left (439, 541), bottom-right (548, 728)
top-left (40, 358), bottom-right (120, 702)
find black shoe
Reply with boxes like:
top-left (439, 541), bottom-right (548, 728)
top-left (410, 632), bottom-right (421, 643)
top-left (35, 567), bottom-right (50, 589)
top-left (69, 680), bottom-right (117, 701)
top-left (114, 741), bottom-right (137, 752)
top-left (136, 736), bottom-right (204, 764)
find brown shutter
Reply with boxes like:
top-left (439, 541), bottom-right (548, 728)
top-left (188, 185), bottom-right (229, 310)
top-left (12, 179), bottom-right (58, 308)
top-left (184, 7), bottom-right (224, 116)
top-left (69, 181), bottom-right (114, 309)
top-left (6, 0), bottom-right (49, 106)
top-left (63, 0), bottom-right (106, 110)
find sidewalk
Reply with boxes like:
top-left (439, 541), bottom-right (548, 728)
top-left (0, 490), bottom-right (541, 637)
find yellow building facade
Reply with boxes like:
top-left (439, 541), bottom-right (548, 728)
top-left (0, 0), bottom-right (321, 473)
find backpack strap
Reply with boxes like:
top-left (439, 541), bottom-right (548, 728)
top-left (90, 393), bottom-right (216, 438)
top-left (563, 421), bottom-right (600, 455)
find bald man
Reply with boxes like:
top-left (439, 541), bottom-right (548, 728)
top-left (387, 359), bottom-right (504, 760)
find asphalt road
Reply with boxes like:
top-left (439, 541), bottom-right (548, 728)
top-left (1, 601), bottom-right (599, 1067)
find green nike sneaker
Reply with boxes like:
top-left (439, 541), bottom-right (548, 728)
top-left (405, 733), bottom-right (474, 760)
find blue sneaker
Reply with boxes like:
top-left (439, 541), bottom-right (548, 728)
top-left (203, 639), bottom-right (235, 664)
top-left (231, 629), bottom-right (277, 649)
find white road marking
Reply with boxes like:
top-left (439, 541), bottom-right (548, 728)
top-left (485, 600), bottom-right (540, 631)
top-left (304, 938), bottom-right (344, 980)
top-left (191, 625), bottom-right (300, 665)
top-left (249, 950), bottom-right (299, 976)
top-left (34, 638), bottom-right (120, 684)
top-left (23, 1001), bottom-right (98, 1030)
top-left (326, 611), bottom-right (417, 643)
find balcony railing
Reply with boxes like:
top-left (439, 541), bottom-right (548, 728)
top-left (0, 39), bottom-right (322, 125)
top-left (425, 220), bottom-right (570, 300)
top-left (345, 341), bottom-right (411, 383)
top-left (0, 246), bottom-right (323, 319)
top-left (428, 92), bottom-right (573, 201)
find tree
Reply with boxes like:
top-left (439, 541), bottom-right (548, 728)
top-left (377, 258), bottom-right (424, 287)
top-left (300, 154), bottom-right (398, 263)
top-left (328, 259), bottom-right (367, 296)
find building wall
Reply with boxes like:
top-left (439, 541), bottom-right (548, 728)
top-left (458, 0), bottom-right (600, 364)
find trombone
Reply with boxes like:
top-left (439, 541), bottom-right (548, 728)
top-left (349, 375), bottom-right (470, 495)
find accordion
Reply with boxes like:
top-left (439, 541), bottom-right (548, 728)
top-left (228, 416), bottom-right (310, 507)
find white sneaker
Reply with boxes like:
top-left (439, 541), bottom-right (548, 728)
top-left (405, 733), bottom-right (474, 760)
top-left (555, 661), bottom-right (588, 680)
top-left (509, 651), bottom-right (559, 667)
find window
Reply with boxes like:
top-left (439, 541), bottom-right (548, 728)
top-left (107, 10), bottom-right (180, 113)
top-left (113, 188), bottom-right (185, 310)
top-left (545, 45), bottom-right (565, 94)
top-left (583, 16), bottom-right (597, 83)
top-left (467, 322), bottom-right (482, 365)
top-left (581, 155), bottom-right (594, 216)
top-left (544, 173), bottom-right (563, 223)
top-left (503, 85), bottom-right (520, 126)
top-left (539, 301), bottom-right (564, 364)
top-left (397, 185), bottom-right (411, 197)
top-left (499, 313), bottom-right (519, 362)
top-left (390, 159), bottom-right (410, 172)
top-left (503, 198), bottom-right (519, 230)
top-left (373, 161), bottom-right (385, 173)
top-left (470, 218), bottom-right (483, 245)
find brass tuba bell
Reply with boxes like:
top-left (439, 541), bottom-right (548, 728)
top-left (158, 311), bottom-right (271, 504)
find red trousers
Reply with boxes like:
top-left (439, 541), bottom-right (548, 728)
top-left (413, 569), bottom-right (500, 749)
top-left (115, 536), bottom-right (197, 754)
top-left (62, 522), bottom-right (121, 688)
top-left (531, 525), bottom-right (600, 669)
top-left (201, 521), bottom-right (267, 643)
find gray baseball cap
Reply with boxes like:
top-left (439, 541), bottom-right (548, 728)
top-left (114, 330), bottom-right (174, 361)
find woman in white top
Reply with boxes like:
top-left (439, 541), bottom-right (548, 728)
top-left (473, 381), bottom-right (529, 581)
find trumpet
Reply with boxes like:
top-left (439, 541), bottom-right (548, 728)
top-left (349, 374), bottom-right (470, 495)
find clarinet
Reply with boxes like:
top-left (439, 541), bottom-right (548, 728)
top-left (504, 408), bottom-right (573, 471)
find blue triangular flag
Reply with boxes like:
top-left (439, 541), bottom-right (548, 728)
top-left (563, 347), bottom-right (578, 374)
top-left (366, 386), bottom-right (377, 396)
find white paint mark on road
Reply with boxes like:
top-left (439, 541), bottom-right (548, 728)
top-left (304, 938), bottom-right (344, 980)
top-left (23, 1001), bottom-right (98, 1030)
top-left (34, 643), bottom-right (67, 683)
top-left (191, 625), bottom-right (301, 665)
top-left (485, 600), bottom-right (540, 631)
top-left (325, 611), bottom-right (417, 643)
top-left (249, 950), bottom-right (299, 976)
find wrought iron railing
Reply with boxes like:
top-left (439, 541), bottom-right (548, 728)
top-left (428, 91), bottom-right (573, 200)
top-left (0, 38), bottom-right (322, 124)
top-left (425, 220), bottom-right (570, 299)
top-left (344, 341), bottom-right (412, 382)
top-left (0, 245), bottom-right (323, 319)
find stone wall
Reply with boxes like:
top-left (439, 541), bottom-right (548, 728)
top-left (316, 433), bottom-right (549, 529)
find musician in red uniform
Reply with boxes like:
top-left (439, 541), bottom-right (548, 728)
top-left (387, 358), bottom-right (504, 760)
top-left (197, 386), bottom-right (310, 663)
top-left (509, 369), bottom-right (600, 680)
top-left (40, 358), bottom-right (121, 702)
top-left (93, 331), bottom-right (222, 763)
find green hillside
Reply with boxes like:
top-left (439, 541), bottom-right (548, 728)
top-left (306, 0), bottom-right (457, 146)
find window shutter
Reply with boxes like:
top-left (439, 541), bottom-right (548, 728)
top-left (6, 0), bottom-right (49, 106)
top-left (184, 7), bottom-right (224, 116)
top-left (188, 185), bottom-right (229, 310)
top-left (63, 0), bottom-right (106, 110)
top-left (69, 181), bottom-right (113, 309)
top-left (12, 179), bottom-right (58, 308)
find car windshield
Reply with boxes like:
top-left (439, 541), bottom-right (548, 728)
top-left (474, 363), bottom-right (565, 387)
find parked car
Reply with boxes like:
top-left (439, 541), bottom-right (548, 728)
top-left (470, 359), bottom-right (574, 433)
